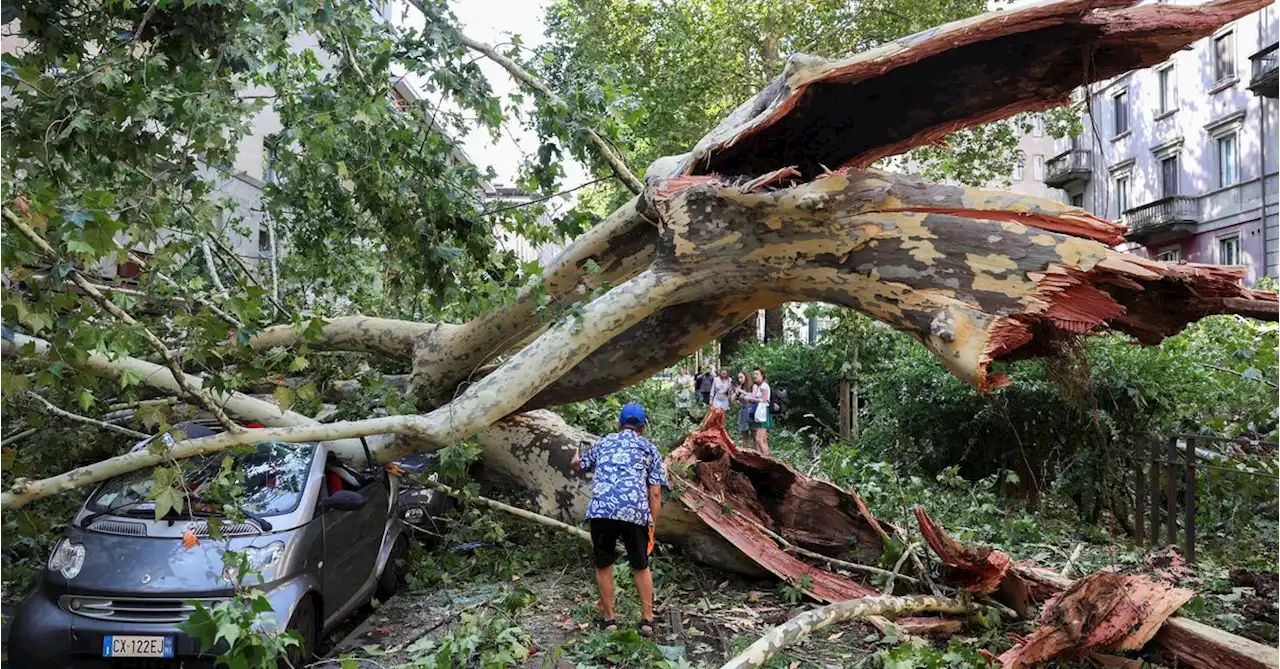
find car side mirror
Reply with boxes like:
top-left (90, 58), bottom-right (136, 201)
top-left (322, 490), bottom-right (367, 512)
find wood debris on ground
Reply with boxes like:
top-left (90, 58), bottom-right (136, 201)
top-left (913, 506), bottom-right (1280, 669)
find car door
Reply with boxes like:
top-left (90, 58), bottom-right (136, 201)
top-left (321, 467), bottom-right (388, 615)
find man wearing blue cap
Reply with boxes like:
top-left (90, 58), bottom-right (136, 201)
top-left (571, 402), bottom-right (669, 637)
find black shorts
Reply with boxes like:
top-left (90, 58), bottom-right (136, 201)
top-left (589, 518), bottom-right (651, 570)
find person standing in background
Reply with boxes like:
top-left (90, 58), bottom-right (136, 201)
top-left (748, 367), bottom-right (773, 455)
top-left (733, 370), bottom-right (755, 448)
top-left (696, 367), bottom-right (714, 405)
top-left (711, 368), bottom-right (733, 410)
top-left (674, 368), bottom-right (694, 412)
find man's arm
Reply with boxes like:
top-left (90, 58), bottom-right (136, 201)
top-left (647, 484), bottom-right (662, 521)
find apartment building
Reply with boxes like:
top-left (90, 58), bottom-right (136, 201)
top-left (1043, 2), bottom-right (1278, 284)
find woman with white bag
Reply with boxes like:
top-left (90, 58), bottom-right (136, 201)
top-left (747, 367), bottom-right (772, 455)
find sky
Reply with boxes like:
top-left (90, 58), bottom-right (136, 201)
top-left (442, 0), bottom-right (590, 193)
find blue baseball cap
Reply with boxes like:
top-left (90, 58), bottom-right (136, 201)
top-left (619, 402), bottom-right (647, 426)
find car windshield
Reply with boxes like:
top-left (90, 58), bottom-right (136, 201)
top-left (88, 441), bottom-right (316, 517)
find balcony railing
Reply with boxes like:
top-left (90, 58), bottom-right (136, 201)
top-left (1043, 149), bottom-right (1092, 187)
top-left (1123, 196), bottom-right (1199, 242)
top-left (1249, 42), bottom-right (1278, 98)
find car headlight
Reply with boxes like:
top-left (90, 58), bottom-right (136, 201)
top-left (404, 507), bottom-right (425, 522)
top-left (222, 541), bottom-right (285, 584)
top-left (48, 539), bottom-right (85, 579)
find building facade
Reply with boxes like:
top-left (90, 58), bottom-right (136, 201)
top-left (1043, 2), bottom-right (1278, 284)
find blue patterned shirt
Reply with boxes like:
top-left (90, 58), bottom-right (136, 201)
top-left (579, 429), bottom-right (669, 526)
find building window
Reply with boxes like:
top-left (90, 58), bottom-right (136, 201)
top-left (1218, 235), bottom-right (1241, 266)
top-left (1157, 66), bottom-right (1176, 115)
top-left (1013, 159), bottom-right (1024, 181)
top-left (1112, 89), bottom-right (1129, 137)
top-left (258, 227), bottom-right (271, 254)
top-left (1070, 192), bottom-right (1085, 209)
top-left (1213, 31), bottom-right (1235, 84)
top-left (1156, 246), bottom-right (1182, 263)
top-left (1159, 155), bottom-right (1179, 197)
top-left (1216, 133), bottom-right (1238, 187)
top-left (1115, 174), bottom-right (1130, 215)
top-left (1032, 117), bottom-right (1044, 137)
top-left (1032, 155), bottom-right (1044, 181)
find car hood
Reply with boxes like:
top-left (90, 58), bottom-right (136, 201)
top-left (56, 526), bottom-right (300, 596)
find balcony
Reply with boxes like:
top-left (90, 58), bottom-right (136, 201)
top-left (1043, 149), bottom-right (1092, 188)
top-left (1249, 42), bottom-right (1278, 98)
top-left (1123, 196), bottom-right (1199, 244)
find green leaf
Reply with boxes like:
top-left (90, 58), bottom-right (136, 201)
top-left (274, 385), bottom-right (296, 413)
top-left (119, 370), bottom-right (143, 389)
top-left (288, 356), bottom-right (309, 372)
top-left (77, 388), bottom-right (94, 411)
top-left (152, 487), bottom-right (183, 520)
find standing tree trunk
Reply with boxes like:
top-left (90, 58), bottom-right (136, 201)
top-left (720, 315), bottom-right (759, 361)
top-left (763, 307), bottom-right (785, 343)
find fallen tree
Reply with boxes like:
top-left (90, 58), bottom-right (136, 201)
top-left (2, 0), bottom-right (1276, 582)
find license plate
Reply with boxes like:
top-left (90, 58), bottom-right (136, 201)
top-left (102, 635), bottom-right (174, 658)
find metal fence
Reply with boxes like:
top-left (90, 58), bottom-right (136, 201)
top-left (1128, 434), bottom-right (1278, 563)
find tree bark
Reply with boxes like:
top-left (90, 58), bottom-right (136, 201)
top-left (718, 315), bottom-right (758, 362)
top-left (763, 307), bottom-right (784, 343)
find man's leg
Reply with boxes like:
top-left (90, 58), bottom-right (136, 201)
top-left (589, 519), bottom-right (620, 629)
top-left (622, 522), bottom-right (656, 636)
top-left (595, 565), bottom-right (617, 624)
top-left (633, 567), bottom-right (654, 622)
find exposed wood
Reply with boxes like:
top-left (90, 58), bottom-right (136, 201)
top-left (997, 572), bottom-right (1194, 669)
top-left (720, 595), bottom-right (968, 669)
top-left (915, 507), bottom-right (1009, 594)
top-left (917, 511), bottom-right (1277, 669)
top-left (667, 409), bottom-right (894, 601)
top-left (1156, 616), bottom-right (1280, 669)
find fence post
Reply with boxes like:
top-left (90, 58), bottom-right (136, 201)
top-left (1167, 436), bottom-right (1178, 548)
top-left (1150, 437), bottom-right (1161, 547)
top-left (1134, 445), bottom-right (1145, 546)
top-left (1184, 437), bottom-right (1196, 563)
top-left (838, 380), bottom-right (850, 441)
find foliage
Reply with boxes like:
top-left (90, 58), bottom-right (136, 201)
top-left (401, 604), bottom-right (534, 668)
top-left (776, 573), bottom-right (813, 605)
top-left (568, 629), bottom-right (690, 669)
top-left (874, 639), bottom-right (996, 669)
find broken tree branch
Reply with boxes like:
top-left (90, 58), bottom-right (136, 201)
top-left (128, 249), bottom-right (242, 329)
top-left (1, 429), bottom-right (38, 447)
top-left (445, 25), bottom-right (644, 195)
top-left (23, 391), bottom-right (149, 440)
top-left (720, 595), bottom-right (968, 669)
top-left (882, 542), bottom-right (919, 595)
top-left (420, 479), bottom-right (591, 542)
top-left (4, 207), bottom-right (240, 432)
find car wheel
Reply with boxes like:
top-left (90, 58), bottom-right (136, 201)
top-left (376, 535), bottom-right (408, 601)
top-left (280, 595), bottom-right (316, 669)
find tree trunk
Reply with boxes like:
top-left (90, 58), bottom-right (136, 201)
top-left (763, 307), bottom-right (784, 343)
top-left (718, 314), bottom-right (758, 361)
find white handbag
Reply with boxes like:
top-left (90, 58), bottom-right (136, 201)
top-left (753, 402), bottom-right (768, 423)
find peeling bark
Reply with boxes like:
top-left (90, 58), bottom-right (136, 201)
top-left (915, 507), bottom-right (1010, 594)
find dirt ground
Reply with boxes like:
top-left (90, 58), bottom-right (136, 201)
top-left (316, 566), bottom-right (890, 668)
